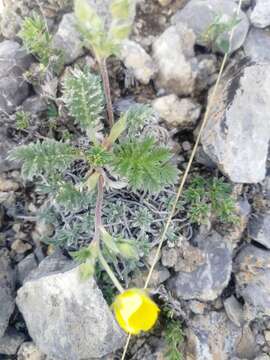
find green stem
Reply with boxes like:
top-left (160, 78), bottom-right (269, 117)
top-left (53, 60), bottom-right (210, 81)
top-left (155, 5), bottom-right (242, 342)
top-left (98, 251), bottom-right (124, 293)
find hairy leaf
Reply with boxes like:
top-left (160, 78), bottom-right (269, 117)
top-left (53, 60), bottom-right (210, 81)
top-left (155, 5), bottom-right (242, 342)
top-left (19, 13), bottom-right (52, 65)
top-left (62, 68), bottom-right (104, 131)
top-left (75, 0), bottom-right (135, 58)
top-left (9, 140), bottom-right (78, 180)
top-left (123, 104), bottom-right (156, 137)
top-left (55, 182), bottom-right (92, 210)
top-left (113, 137), bottom-right (178, 192)
top-left (71, 247), bottom-right (93, 263)
top-left (108, 0), bottom-right (136, 53)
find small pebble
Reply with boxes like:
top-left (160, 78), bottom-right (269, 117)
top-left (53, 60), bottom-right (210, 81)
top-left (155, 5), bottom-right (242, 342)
top-left (11, 239), bottom-right (32, 254)
top-left (0, 177), bottom-right (19, 192)
top-left (182, 141), bottom-right (192, 152)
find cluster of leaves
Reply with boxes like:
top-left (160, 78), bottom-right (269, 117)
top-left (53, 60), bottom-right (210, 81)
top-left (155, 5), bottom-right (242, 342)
top-left (75, 0), bottom-right (136, 59)
top-left (19, 13), bottom-right (63, 71)
top-left (10, 67), bottom-right (178, 279)
top-left (16, 111), bottom-right (30, 130)
top-left (201, 13), bottom-right (241, 53)
top-left (183, 176), bottom-right (238, 225)
top-left (164, 319), bottom-right (184, 360)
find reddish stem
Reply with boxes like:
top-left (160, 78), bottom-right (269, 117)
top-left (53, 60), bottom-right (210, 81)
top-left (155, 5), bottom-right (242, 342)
top-left (99, 58), bottom-right (114, 128)
top-left (93, 175), bottom-right (104, 246)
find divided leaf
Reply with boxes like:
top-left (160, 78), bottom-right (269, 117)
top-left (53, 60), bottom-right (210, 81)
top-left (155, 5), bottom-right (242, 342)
top-left (124, 104), bottom-right (155, 137)
top-left (62, 68), bottom-right (105, 131)
top-left (19, 13), bottom-right (53, 66)
top-left (112, 137), bottom-right (178, 192)
top-left (9, 139), bottom-right (78, 180)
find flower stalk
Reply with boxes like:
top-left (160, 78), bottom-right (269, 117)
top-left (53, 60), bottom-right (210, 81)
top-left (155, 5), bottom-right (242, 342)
top-left (98, 58), bottom-right (114, 128)
top-left (92, 174), bottom-right (124, 293)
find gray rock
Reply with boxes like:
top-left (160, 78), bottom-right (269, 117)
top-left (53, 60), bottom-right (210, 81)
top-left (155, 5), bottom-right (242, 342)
top-left (0, 328), bottom-right (26, 355)
top-left (0, 250), bottom-right (15, 338)
top-left (195, 146), bottom-right (217, 169)
top-left (152, 23), bottom-right (198, 96)
top-left (236, 325), bottom-right (258, 359)
top-left (152, 95), bottom-right (201, 129)
top-left (224, 295), bottom-right (245, 327)
top-left (234, 0), bottom-right (252, 9)
top-left (131, 265), bottom-right (170, 288)
top-left (24, 250), bottom-right (73, 282)
top-left (11, 239), bottom-right (32, 254)
top-left (201, 61), bottom-right (270, 183)
top-left (0, 176), bottom-right (19, 192)
top-left (120, 40), bottom-right (157, 84)
top-left (16, 260), bottom-right (125, 359)
top-left (3, 0), bottom-right (72, 19)
top-left (146, 266), bottom-right (170, 288)
top-left (168, 232), bottom-right (232, 301)
top-left (171, 0), bottom-right (249, 54)
top-left (17, 253), bottom-right (38, 285)
top-left (0, 113), bottom-right (21, 172)
top-left (0, 7), bottom-right (22, 39)
top-left (22, 96), bottom-right (48, 114)
top-left (248, 212), bottom-right (270, 249)
top-left (0, 204), bottom-right (4, 228)
top-left (188, 300), bottom-right (207, 315)
top-left (263, 174), bottom-right (270, 199)
top-left (161, 247), bottom-right (178, 268)
top-left (17, 342), bottom-right (46, 360)
top-left (0, 40), bottom-right (32, 113)
top-left (250, 0), bottom-right (270, 28)
top-left (255, 356), bottom-right (270, 360)
top-left (186, 311), bottom-right (243, 360)
top-left (244, 27), bottom-right (270, 62)
top-left (196, 54), bottom-right (218, 92)
top-left (53, 13), bottom-right (84, 65)
top-left (234, 245), bottom-right (270, 319)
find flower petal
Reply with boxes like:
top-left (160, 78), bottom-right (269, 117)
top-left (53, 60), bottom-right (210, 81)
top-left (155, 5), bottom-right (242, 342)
top-left (112, 288), bottom-right (159, 334)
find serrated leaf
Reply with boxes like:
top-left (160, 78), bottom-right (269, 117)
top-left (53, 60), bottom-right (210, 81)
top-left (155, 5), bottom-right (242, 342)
top-left (19, 13), bottom-right (53, 66)
top-left (62, 68), bottom-right (104, 131)
top-left (9, 139), bottom-right (78, 180)
top-left (56, 182), bottom-right (88, 209)
top-left (113, 137), bottom-right (178, 192)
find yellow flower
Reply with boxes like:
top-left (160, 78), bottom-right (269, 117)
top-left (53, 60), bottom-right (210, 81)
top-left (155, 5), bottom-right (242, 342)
top-left (112, 288), bottom-right (160, 334)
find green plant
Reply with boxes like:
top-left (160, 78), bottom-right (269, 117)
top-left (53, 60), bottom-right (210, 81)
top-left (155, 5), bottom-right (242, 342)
top-left (16, 111), bottom-right (30, 130)
top-left (10, 64), bottom-right (178, 285)
top-left (183, 176), bottom-right (238, 225)
top-left (74, 0), bottom-right (136, 127)
top-left (19, 13), bottom-right (52, 66)
top-left (19, 13), bottom-right (62, 71)
top-left (201, 13), bottom-right (241, 53)
top-left (164, 319), bottom-right (184, 360)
